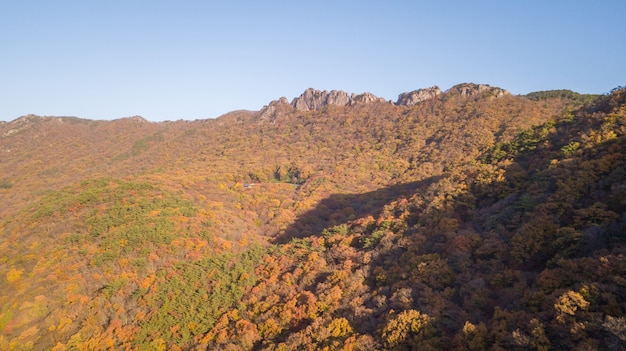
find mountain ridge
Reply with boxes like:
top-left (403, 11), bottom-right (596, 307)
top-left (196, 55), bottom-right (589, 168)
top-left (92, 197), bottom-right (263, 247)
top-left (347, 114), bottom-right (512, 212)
top-left (0, 83), bottom-right (623, 350)
top-left (2, 82), bottom-right (599, 124)
top-left (259, 83), bottom-right (510, 120)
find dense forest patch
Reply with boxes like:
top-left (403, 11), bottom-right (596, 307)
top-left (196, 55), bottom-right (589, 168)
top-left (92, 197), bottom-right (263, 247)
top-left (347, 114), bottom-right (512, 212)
top-left (0, 85), bottom-right (624, 350)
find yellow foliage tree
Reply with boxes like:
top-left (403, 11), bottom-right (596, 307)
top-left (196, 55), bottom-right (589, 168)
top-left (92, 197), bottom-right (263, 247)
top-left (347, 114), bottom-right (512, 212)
top-left (555, 290), bottom-right (589, 323)
top-left (381, 309), bottom-right (431, 348)
top-left (5, 268), bottom-right (23, 283)
top-left (328, 317), bottom-right (353, 338)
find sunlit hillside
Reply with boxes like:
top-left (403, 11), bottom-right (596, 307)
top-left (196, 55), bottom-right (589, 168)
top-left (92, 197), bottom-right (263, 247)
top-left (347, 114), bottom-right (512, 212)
top-left (0, 84), bottom-right (624, 350)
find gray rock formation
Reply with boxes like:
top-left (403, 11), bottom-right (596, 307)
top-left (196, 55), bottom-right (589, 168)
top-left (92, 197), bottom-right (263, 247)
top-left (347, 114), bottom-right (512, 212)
top-left (326, 90), bottom-right (351, 106)
top-left (492, 88), bottom-right (510, 98)
top-left (2, 114), bottom-right (43, 137)
top-left (351, 92), bottom-right (387, 105)
top-left (289, 88), bottom-right (386, 111)
top-left (396, 86), bottom-right (442, 106)
top-left (258, 83), bottom-right (511, 121)
top-left (292, 89), bottom-right (327, 111)
top-left (449, 83), bottom-right (510, 98)
top-left (258, 96), bottom-right (292, 120)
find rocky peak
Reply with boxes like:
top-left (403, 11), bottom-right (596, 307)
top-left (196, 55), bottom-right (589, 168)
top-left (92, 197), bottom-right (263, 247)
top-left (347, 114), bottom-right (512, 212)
top-left (351, 92), bottom-right (387, 105)
top-left (326, 90), bottom-right (352, 106)
top-left (258, 97), bottom-right (292, 120)
top-left (292, 88), bottom-right (354, 111)
top-left (257, 88), bottom-right (389, 120)
top-left (2, 114), bottom-right (43, 137)
top-left (396, 86), bottom-right (442, 106)
top-left (293, 89), bottom-right (328, 111)
top-left (258, 83), bottom-right (512, 120)
top-left (290, 88), bottom-right (387, 111)
top-left (448, 83), bottom-right (510, 98)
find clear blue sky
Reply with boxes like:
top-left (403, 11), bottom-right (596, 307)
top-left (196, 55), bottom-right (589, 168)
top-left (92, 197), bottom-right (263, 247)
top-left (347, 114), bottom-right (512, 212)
top-left (1, 1), bottom-right (625, 122)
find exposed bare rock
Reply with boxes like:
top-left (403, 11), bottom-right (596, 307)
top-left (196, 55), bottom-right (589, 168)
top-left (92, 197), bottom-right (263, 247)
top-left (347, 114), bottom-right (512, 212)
top-left (396, 86), bottom-right (442, 106)
top-left (492, 88), bottom-right (510, 98)
top-left (326, 90), bottom-right (351, 106)
top-left (2, 114), bottom-right (42, 137)
top-left (292, 88), bottom-right (328, 111)
top-left (258, 97), bottom-right (292, 120)
top-left (351, 92), bottom-right (387, 105)
top-left (448, 83), bottom-right (510, 98)
top-left (451, 83), bottom-right (491, 96)
top-left (260, 83), bottom-right (511, 120)
top-left (291, 88), bottom-right (385, 111)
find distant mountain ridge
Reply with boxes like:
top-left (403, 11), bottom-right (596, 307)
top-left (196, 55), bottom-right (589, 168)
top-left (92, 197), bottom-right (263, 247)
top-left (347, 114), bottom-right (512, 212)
top-left (2, 83), bottom-right (599, 124)
top-left (258, 82), bottom-right (510, 120)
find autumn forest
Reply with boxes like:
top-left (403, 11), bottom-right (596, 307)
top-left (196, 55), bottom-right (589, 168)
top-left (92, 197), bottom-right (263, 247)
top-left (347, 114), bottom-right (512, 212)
top-left (0, 83), bottom-right (625, 350)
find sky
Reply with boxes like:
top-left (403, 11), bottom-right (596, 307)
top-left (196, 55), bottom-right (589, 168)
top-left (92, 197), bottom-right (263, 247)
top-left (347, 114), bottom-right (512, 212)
top-left (1, 1), bottom-right (625, 122)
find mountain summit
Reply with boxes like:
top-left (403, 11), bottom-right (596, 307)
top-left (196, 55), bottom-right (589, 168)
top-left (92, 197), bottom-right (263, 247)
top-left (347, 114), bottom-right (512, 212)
top-left (259, 83), bottom-right (510, 119)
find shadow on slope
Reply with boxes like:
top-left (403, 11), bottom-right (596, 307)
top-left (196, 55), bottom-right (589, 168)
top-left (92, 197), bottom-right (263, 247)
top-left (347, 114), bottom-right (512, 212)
top-left (275, 176), bottom-right (441, 244)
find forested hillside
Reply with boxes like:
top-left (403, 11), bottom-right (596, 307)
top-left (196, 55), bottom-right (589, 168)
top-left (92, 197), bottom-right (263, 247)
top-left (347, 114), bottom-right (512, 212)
top-left (0, 84), bottom-right (624, 350)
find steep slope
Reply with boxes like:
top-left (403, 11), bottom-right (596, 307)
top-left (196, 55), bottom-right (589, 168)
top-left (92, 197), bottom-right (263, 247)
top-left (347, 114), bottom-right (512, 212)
top-left (0, 84), bottom-right (619, 350)
top-left (192, 87), bottom-right (625, 350)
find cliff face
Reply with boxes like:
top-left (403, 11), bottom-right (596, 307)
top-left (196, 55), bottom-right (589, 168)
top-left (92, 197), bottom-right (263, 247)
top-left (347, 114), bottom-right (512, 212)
top-left (259, 83), bottom-right (510, 119)
top-left (291, 88), bottom-right (388, 111)
top-left (258, 88), bottom-right (388, 119)
top-left (448, 82), bottom-right (510, 98)
top-left (396, 86), bottom-right (442, 106)
top-left (293, 89), bottom-right (351, 111)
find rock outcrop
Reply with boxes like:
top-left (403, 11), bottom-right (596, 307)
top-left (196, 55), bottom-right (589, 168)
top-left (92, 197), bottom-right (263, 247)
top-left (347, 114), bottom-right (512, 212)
top-left (258, 97), bottom-right (292, 120)
top-left (351, 92), bottom-right (387, 105)
top-left (448, 83), bottom-right (510, 98)
top-left (396, 86), bottom-right (442, 106)
top-left (326, 90), bottom-right (351, 107)
top-left (292, 89), bottom-right (333, 111)
top-left (259, 88), bottom-right (389, 119)
top-left (291, 88), bottom-right (386, 111)
top-left (2, 114), bottom-right (42, 137)
top-left (257, 83), bottom-right (510, 120)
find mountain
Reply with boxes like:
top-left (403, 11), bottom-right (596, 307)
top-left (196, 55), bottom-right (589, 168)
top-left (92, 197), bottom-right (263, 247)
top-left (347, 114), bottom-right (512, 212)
top-left (0, 83), bottom-right (624, 350)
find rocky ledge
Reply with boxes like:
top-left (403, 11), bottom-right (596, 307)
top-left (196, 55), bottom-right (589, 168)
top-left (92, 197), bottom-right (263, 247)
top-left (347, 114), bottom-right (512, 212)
top-left (291, 88), bottom-right (388, 111)
top-left (448, 83), bottom-right (510, 98)
top-left (396, 86), bottom-right (442, 106)
top-left (258, 83), bottom-right (510, 119)
top-left (259, 88), bottom-right (389, 119)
